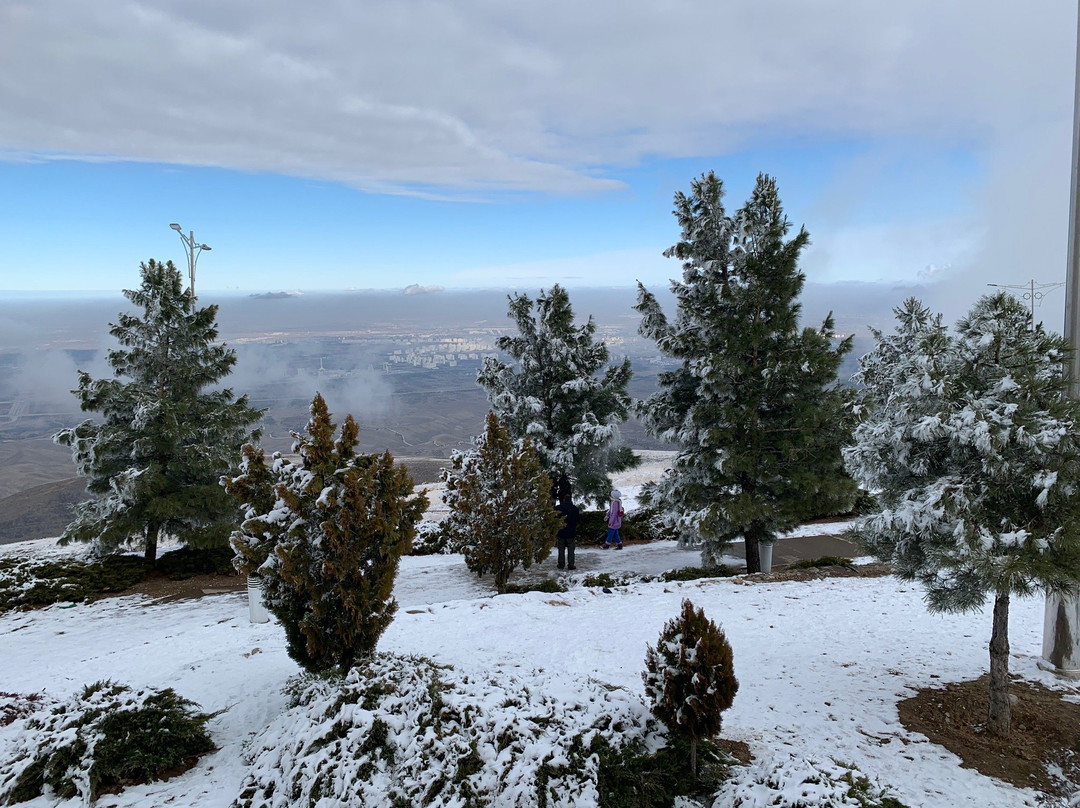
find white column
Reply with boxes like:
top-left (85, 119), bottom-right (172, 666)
top-left (1043, 1), bottom-right (1080, 677)
top-left (247, 574), bottom-right (269, 624)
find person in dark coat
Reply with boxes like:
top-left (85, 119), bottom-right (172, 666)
top-left (554, 477), bottom-right (580, 571)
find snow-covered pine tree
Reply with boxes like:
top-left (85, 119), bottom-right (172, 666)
top-left (636, 173), bottom-right (855, 571)
top-left (224, 393), bottom-right (427, 673)
top-left (844, 293), bottom-right (1080, 736)
top-left (54, 259), bottom-right (262, 564)
top-left (643, 598), bottom-right (738, 778)
top-left (476, 284), bottom-right (636, 506)
top-left (441, 411), bottom-right (561, 594)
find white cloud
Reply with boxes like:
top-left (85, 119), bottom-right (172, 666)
top-left (1, 1), bottom-right (1073, 196)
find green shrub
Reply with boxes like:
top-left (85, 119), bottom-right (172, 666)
top-left (594, 735), bottom-right (734, 808)
top-left (1, 681), bottom-right (214, 804)
top-left (0, 555), bottom-right (149, 613)
top-left (787, 556), bottom-right (854, 571)
top-left (660, 566), bottom-right (739, 583)
top-left (409, 521), bottom-right (451, 556)
top-left (234, 654), bottom-right (658, 808)
top-left (503, 578), bottom-right (568, 595)
top-left (582, 572), bottom-right (625, 588)
top-left (578, 508), bottom-right (659, 544)
top-left (155, 546), bottom-right (237, 579)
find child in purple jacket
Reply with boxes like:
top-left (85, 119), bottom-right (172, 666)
top-left (603, 490), bottom-right (624, 549)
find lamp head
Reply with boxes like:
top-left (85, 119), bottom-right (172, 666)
top-left (170, 223), bottom-right (182, 232)
top-left (199, 244), bottom-right (212, 251)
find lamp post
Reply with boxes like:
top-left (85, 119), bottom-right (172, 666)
top-left (169, 223), bottom-right (211, 299)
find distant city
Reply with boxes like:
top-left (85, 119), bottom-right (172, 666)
top-left (0, 282), bottom-right (918, 504)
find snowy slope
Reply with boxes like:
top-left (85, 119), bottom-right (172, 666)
top-left (0, 542), bottom-right (1072, 808)
top-left (1, 452), bottom-right (1076, 807)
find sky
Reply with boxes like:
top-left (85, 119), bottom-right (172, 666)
top-left (0, 1), bottom-right (1077, 326)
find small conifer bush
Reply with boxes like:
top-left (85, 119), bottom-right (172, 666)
top-left (643, 599), bottom-right (738, 778)
top-left (225, 393), bottom-right (427, 674)
top-left (441, 411), bottom-right (560, 594)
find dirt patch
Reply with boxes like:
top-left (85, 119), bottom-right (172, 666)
top-left (898, 674), bottom-right (1080, 796)
top-left (715, 737), bottom-right (753, 765)
top-left (747, 562), bottom-right (894, 583)
top-left (100, 571), bottom-right (246, 604)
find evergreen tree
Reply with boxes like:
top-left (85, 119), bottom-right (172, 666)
top-left (54, 259), bottom-right (262, 564)
top-left (636, 173), bottom-right (855, 572)
top-left (844, 293), bottom-right (1080, 736)
top-left (225, 393), bottom-right (427, 674)
top-left (477, 284), bottom-right (636, 506)
top-left (643, 599), bottom-right (738, 778)
top-left (441, 411), bottom-right (560, 594)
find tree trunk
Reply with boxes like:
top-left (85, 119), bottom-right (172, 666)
top-left (744, 525), bottom-right (762, 574)
top-left (988, 589), bottom-right (1011, 736)
top-left (143, 524), bottom-right (159, 566)
top-left (689, 736), bottom-right (698, 779)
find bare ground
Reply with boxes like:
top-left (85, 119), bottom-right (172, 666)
top-left (898, 674), bottom-right (1080, 798)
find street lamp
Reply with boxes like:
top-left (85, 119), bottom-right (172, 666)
top-left (169, 223), bottom-right (211, 299)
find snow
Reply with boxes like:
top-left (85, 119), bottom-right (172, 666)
top-left (1, 451), bottom-right (1077, 806)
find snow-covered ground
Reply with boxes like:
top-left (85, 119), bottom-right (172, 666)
top-left (0, 537), bottom-right (1075, 807)
top-left (2, 453), bottom-right (1078, 807)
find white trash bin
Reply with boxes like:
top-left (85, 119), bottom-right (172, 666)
top-left (759, 543), bottom-right (774, 574)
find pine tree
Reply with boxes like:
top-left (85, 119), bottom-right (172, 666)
top-left (844, 293), bottom-right (1080, 736)
top-left (643, 599), bottom-right (738, 778)
top-left (225, 393), bottom-right (427, 674)
top-left (476, 284), bottom-right (636, 506)
top-left (636, 173), bottom-right (855, 572)
top-left (54, 259), bottom-right (262, 564)
top-left (441, 411), bottom-right (561, 594)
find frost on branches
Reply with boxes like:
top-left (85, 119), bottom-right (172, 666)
top-left (224, 393), bottom-right (427, 673)
top-left (53, 259), bottom-right (262, 564)
top-left (441, 411), bottom-right (561, 594)
top-left (643, 598), bottom-right (738, 778)
top-left (636, 172), bottom-right (855, 572)
top-left (477, 284), bottom-right (635, 506)
top-left (844, 293), bottom-right (1080, 736)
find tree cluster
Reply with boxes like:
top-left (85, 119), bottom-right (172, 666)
top-left (441, 411), bottom-right (560, 594)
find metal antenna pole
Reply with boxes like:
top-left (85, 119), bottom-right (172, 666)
top-left (985, 280), bottom-right (1064, 330)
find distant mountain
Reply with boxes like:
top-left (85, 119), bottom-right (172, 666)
top-left (249, 292), bottom-right (297, 300)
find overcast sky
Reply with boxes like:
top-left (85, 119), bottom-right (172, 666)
top-left (0, 1), bottom-right (1076, 326)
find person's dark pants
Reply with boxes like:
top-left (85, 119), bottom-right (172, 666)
top-left (557, 537), bottom-right (576, 569)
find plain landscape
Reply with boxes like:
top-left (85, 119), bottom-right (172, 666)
top-left (0, 283), bottom-right (896, 543)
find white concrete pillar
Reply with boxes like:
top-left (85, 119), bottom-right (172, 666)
top-left (1042, 594), bottom-right (1080, 679)
top-left (247, 574), bottom-right (269, 624)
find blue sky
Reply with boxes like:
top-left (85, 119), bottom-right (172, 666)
top-left (0, 0), bottom-right (1075, 323)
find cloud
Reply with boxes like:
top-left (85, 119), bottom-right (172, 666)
top-left (228, 341), bottom-right (392, 426)
top-left (1, 1), bottom-right (1072, 196)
